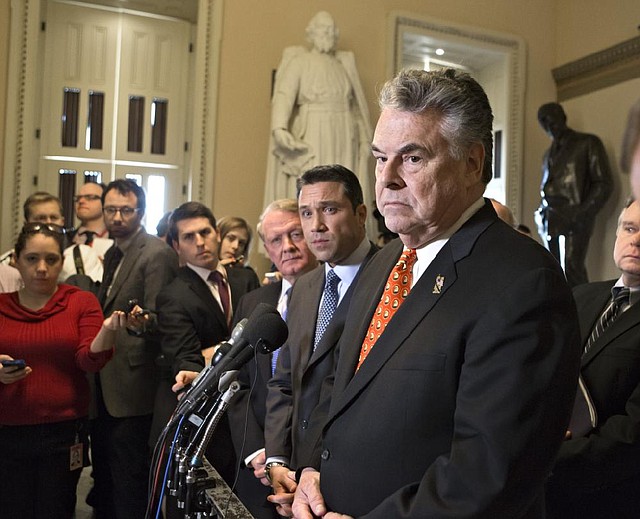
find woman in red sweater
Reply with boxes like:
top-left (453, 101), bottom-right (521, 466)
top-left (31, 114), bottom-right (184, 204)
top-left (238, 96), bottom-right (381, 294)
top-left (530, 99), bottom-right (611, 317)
top-left (0, 222), bottom-right (126, 519)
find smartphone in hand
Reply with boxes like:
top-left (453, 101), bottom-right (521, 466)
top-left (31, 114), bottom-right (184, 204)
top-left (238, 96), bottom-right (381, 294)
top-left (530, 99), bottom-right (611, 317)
top-left (1, 359), bottom-right (27, 371)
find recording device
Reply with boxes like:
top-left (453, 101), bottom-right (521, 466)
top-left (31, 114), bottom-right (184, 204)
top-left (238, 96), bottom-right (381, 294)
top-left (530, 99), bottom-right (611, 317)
top-left (127, 298), bottom-right (150, 317)
top-left (1, 359), bottom-right (26, 370)
top-left (264, 271), bottom-right (279, 284)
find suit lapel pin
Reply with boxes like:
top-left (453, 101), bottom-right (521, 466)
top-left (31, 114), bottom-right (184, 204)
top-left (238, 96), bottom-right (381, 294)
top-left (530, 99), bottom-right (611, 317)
top-left (433, 275), bottom-right (445, 294)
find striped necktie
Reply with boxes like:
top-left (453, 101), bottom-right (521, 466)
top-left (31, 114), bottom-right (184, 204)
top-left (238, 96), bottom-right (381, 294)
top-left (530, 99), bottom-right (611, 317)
top-left (209, 270), bottom-right (231, 326)
top-left (584, 286), bottom-right (630, 354)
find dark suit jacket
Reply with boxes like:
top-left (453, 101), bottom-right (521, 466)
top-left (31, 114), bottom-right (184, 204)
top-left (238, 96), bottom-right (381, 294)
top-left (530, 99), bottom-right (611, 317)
top-left (151, 265), bottom-right (258, 482)
top-left (97, 229), bottom-right (178, 418)
top-left (317, 201), bottom-right (581, 518)
top-left (546, 280), bottom-right (640, 517)
top-left (264, 243), bottom-right (377, 468)
top-left (228, 281), bottom-right (281, 457)
top-left (227, 281), bottom-right (282, 519)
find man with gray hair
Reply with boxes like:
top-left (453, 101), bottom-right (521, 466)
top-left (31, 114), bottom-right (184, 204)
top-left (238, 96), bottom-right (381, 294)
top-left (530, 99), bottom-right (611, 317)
top-left (293, 69), bottom-right (581, 518)
top-left (228, 198), bottom-right (317, 519)
top-left (546, 196), bottom-right (640, 517)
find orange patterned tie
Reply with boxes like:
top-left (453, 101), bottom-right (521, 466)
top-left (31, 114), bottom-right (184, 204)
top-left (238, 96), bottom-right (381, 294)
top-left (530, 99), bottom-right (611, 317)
top-left (356, 248), bottom-right (417, 371)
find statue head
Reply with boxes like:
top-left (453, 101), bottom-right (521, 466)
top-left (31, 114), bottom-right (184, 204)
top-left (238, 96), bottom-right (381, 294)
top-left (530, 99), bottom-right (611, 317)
top-left (538, 102), bottom-right (567, 139)
top-left (306, 11), bottom-right (339, 53)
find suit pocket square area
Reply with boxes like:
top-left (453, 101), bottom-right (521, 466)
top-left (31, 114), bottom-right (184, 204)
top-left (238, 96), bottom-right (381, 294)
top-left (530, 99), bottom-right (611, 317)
top-left (568, 374), bottom-right (597, 438)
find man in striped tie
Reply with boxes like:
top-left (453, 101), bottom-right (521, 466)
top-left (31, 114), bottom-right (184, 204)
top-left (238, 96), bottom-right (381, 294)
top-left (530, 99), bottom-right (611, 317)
top-left (547, 197), bottom-right (640, 518)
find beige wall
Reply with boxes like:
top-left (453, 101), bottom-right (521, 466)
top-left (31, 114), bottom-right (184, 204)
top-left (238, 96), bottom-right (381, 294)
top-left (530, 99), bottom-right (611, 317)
top-left (214, 0), bottom-right (558, 273)
top-left (1, 0), bottom-right (639, 280)
top-left (555, 0), bottom-right (640, 281)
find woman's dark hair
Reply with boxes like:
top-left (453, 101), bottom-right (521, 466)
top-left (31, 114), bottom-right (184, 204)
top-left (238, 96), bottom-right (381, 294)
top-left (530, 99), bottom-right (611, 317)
top-left (14, 222), bottom-right (65, 257)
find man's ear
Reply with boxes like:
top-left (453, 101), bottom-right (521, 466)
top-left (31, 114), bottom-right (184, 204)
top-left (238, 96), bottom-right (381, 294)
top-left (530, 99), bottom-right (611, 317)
top-left (172, 239), bottom-right (180, 254)
top-left (465, 142), bottom-right (485, 185)
top-left (356, 203), bottom-right (367, 227)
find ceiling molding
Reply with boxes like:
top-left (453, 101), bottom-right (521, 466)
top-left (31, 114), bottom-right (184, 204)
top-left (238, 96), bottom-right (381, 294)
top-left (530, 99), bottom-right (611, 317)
top-left (553, 36), bottom-right (640, 101)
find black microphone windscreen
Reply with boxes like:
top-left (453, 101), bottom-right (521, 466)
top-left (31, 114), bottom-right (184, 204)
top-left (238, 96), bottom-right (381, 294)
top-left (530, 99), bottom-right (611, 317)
top-left (244, 310), bottom-right (289, 354)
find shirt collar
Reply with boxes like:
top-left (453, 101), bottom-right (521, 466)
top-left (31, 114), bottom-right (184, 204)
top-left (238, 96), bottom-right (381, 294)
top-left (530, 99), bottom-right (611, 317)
top-left (328, 236), bottom-right (370, 287)
top-left (413, 197), bottom-right (484, 282)
top-left (187, 261), bottom-right (225, 285)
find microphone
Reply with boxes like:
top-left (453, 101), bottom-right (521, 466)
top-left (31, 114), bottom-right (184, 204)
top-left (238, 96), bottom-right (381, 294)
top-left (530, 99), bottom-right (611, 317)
top-left (212, 317), bottom-right (247, 365)
top-left (188, 318), bottom-right (248, 392)
top-left (177, 304), bottom-right (288, 413)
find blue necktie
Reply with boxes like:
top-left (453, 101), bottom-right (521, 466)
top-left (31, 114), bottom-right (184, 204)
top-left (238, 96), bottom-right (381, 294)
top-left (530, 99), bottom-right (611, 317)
top-left (272, 287), bottom-right (291, 375)
top-left (313, 269), bottom-right (340, 350)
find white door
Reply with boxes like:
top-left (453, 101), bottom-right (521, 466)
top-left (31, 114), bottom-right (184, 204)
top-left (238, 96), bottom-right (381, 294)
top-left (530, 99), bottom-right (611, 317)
top-left (39, 0), bottom-right (190, 226)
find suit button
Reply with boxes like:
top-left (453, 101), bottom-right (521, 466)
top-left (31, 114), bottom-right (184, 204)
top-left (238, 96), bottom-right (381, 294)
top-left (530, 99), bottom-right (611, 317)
top-left (300, 419), bottom-right (308, 429)
top-left (321, 449), bottom-right (330, 460)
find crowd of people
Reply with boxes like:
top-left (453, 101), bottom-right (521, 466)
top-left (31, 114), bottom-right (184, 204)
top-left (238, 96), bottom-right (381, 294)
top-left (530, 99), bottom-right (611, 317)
top-left (1, 69), bottom-right (640, 519)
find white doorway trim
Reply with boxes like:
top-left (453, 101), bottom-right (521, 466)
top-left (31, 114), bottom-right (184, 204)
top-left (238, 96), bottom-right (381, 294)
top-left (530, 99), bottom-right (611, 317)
top-left (388, 12), bottom-right (526, 218)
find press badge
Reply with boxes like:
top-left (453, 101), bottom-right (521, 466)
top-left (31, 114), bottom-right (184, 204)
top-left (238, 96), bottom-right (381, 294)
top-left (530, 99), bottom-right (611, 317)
top-left (70, 434), bottom-right (83, 471)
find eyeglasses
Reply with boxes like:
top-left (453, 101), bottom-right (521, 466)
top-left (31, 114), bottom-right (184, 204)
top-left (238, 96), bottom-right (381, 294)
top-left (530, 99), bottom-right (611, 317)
top-left (73, 194), bottom-right (102, 202)
top-left (103, 206), bottom-right (141, 217)
top-left (22, 222), bottom-right (66, 234)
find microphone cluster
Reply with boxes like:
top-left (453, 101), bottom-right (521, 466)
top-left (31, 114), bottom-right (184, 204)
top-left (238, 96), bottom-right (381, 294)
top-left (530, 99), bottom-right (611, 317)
top-left (146, 303), bottom-right (288, 519)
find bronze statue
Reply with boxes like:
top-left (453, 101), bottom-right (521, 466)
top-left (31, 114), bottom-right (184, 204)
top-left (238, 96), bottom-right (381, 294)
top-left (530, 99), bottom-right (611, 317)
top-left (535, 103), bottom-right (613, 287)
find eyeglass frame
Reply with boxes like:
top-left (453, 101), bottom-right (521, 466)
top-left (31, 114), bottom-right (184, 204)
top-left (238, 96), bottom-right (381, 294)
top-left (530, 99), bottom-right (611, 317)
top-left (103, 206), bottom-right (142, 217)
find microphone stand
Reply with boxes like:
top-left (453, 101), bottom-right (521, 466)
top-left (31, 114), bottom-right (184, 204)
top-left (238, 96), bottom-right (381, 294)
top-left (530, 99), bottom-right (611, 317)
top-left (177, 373), bottom-right (240, 518)
top-left (189, 379), bottom-right (240, 469)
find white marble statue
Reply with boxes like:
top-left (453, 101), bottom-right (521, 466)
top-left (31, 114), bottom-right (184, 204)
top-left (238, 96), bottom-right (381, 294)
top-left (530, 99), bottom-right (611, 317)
top-left (264, 11), bottom-right (373, 217)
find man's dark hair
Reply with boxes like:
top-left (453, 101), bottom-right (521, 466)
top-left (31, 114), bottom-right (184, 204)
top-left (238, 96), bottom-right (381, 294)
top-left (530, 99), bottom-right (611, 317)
top-left (169, 201), bottom-right (217, 244)
top-left (103, 179), bottom-right (146, 213)
top-left (379, 68), bottom-right (494, 184)
top-left (296, 164), bottom-right (363, 212)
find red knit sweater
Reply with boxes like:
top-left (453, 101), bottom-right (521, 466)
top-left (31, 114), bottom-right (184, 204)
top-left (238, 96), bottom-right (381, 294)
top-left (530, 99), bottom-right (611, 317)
top-left (0, 284), bottom-right (113, 425)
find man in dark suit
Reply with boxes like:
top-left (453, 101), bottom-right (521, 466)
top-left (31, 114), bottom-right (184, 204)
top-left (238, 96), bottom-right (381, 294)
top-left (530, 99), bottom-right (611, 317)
top-left (265, 164), bottom-right (377, 516)
top-left (546, 197), bottom-right (640, 518)
top-left (151, 201), bottom-right (259, 486)
top-left (228, 198), bottom-right (317, 519)
top-left (292, 69), bottom-right (581, 518)
top-left (535, 102), bottom-right (613, 287)
top-left (91, 179), bottom-right (178, 519)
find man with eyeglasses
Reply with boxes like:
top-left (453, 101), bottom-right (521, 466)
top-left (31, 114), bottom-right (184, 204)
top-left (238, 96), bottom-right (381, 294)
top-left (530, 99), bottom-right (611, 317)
top-left (71, 182), bottom-right (113, 254)
top-left (0, 191), bottom-right (105, 283)
top-left (90, 179), bottom-right (178, 519)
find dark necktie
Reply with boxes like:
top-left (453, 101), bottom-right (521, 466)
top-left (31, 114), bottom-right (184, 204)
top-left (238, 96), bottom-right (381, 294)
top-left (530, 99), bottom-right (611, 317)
top-left (313, 269), bottom-right (340, 350)
top-left (272, 287), bottom-right (291, 375)
top-left (98, 246), bottom-right (123, 305)
top-left (209, 270), bottom-right (231, 325)
top-left (584, 286), bottom-right (630, 354)
top-left (356, 249), bottom-right (417, 371)
top-left (82, 230), bottom-right (95, 246)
